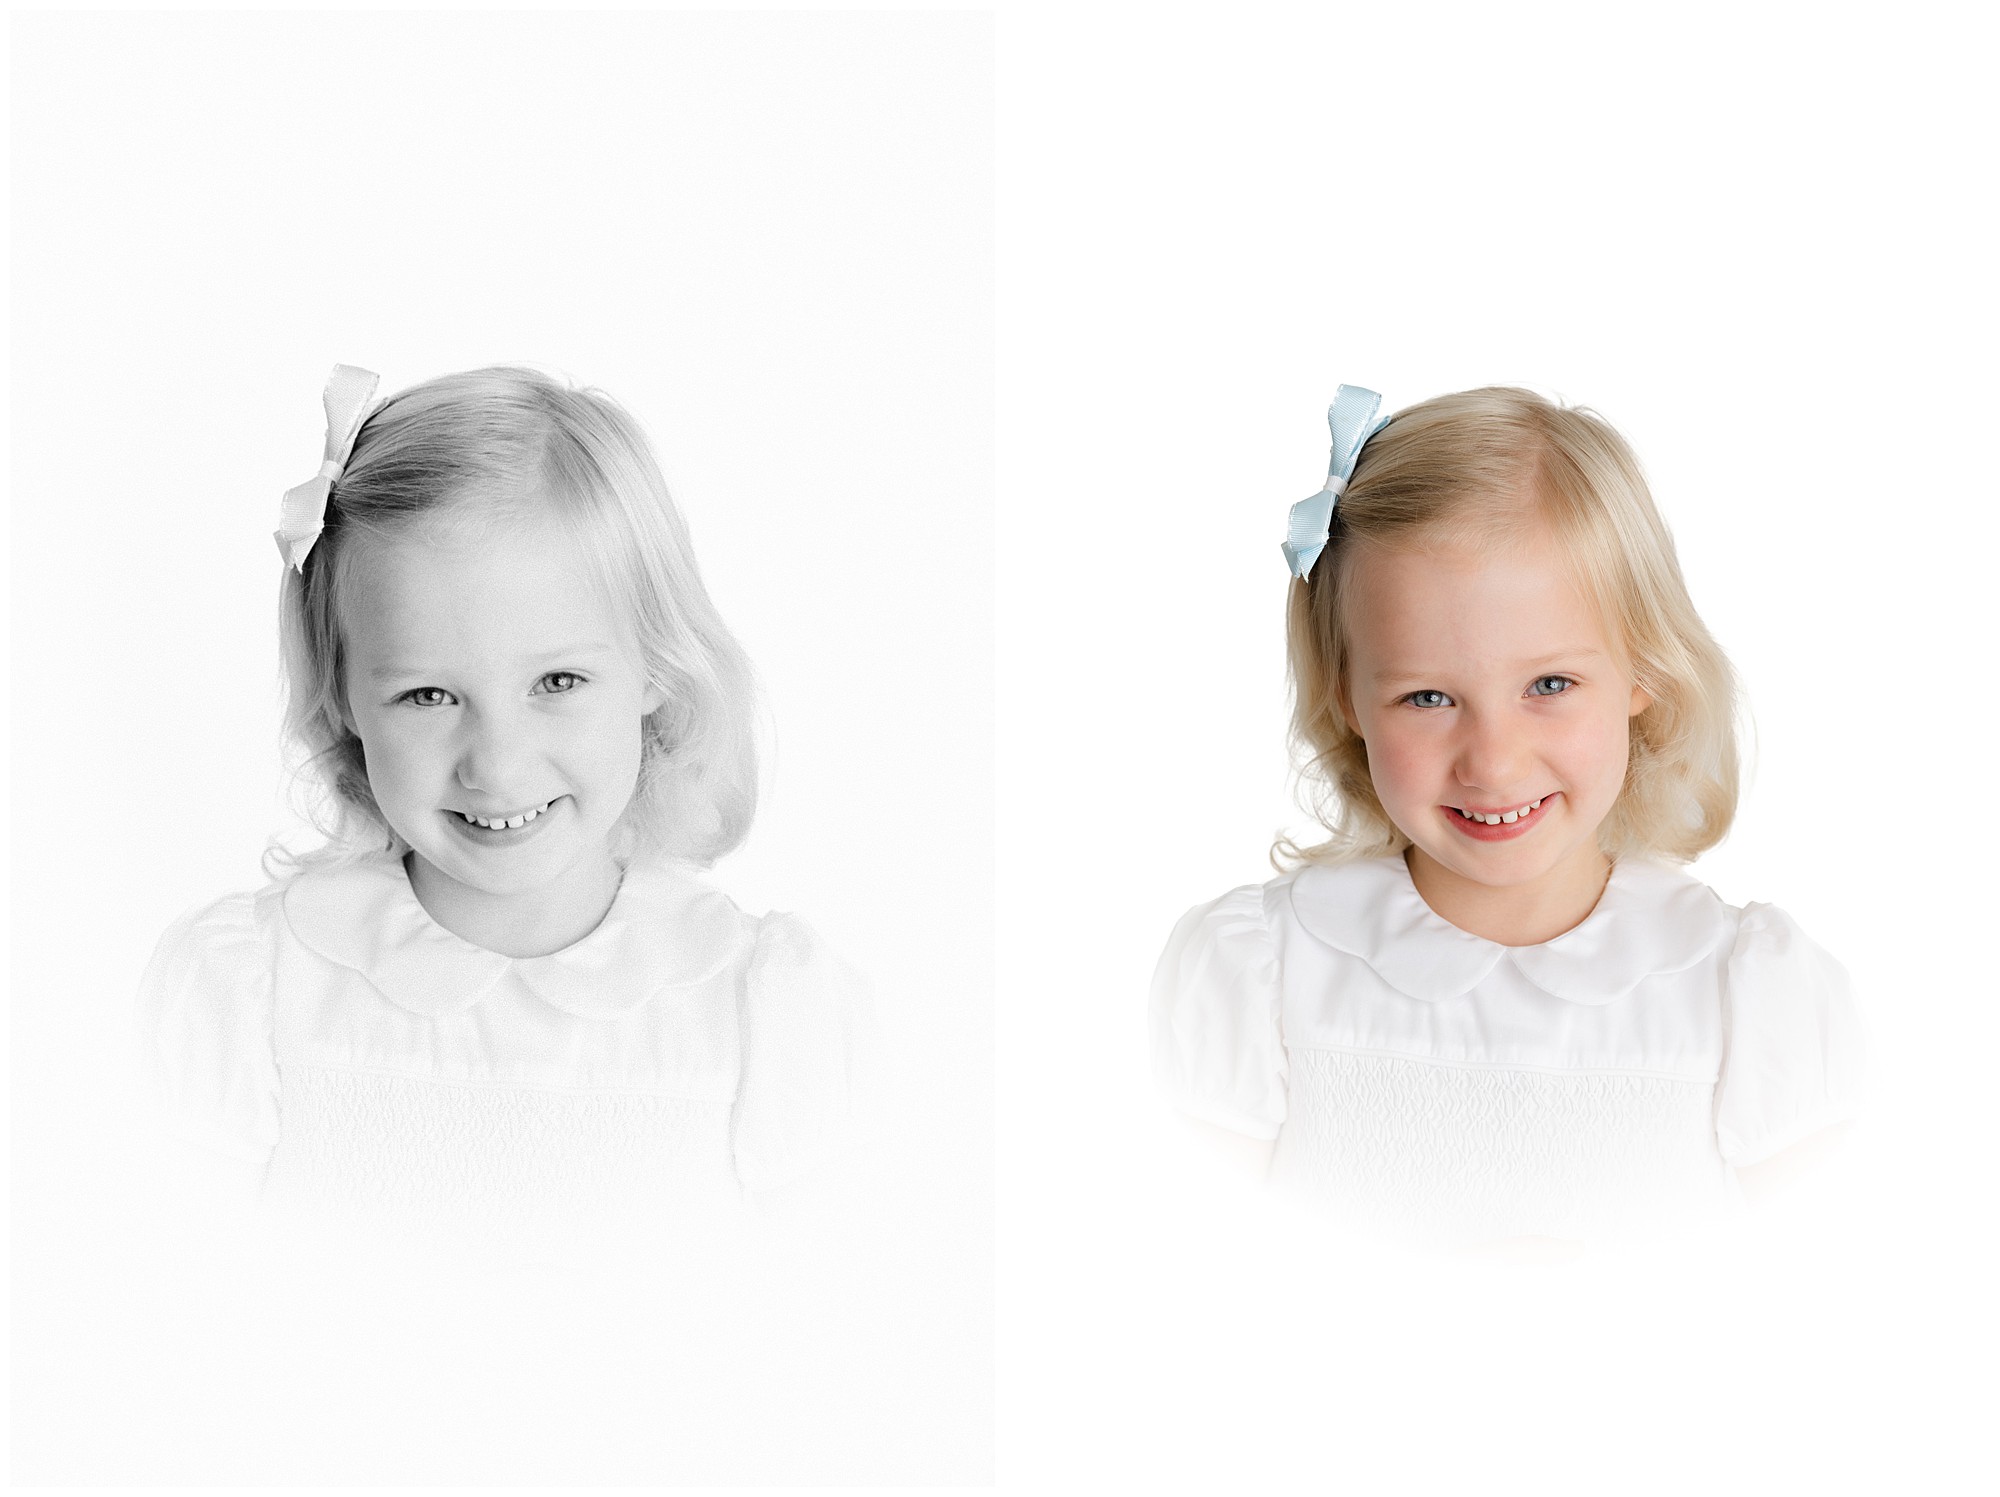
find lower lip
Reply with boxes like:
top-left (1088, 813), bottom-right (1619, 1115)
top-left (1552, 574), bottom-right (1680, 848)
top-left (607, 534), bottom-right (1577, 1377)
top-left (445, 797), bottom-right (564, 848)
top-left (1445, 794), bottom-right (1556, 842)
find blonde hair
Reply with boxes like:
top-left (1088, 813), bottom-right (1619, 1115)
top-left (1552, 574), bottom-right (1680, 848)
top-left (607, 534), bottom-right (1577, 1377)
top-left (1282, 386), bottom-right (1739, 868)
top-left (274, 365), bottom-right (757, 873)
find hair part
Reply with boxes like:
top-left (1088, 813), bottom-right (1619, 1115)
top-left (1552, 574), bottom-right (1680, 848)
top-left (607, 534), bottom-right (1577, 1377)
top-left (1280, 385), bottom-right (1740, 869)
top-left (274, 365), bottom-right (758, 874)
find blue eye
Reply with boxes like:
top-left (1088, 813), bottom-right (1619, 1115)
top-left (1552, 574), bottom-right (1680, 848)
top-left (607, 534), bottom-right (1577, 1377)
top-left (400, 687), bottom-right (453, 708)
top-left (1403, 689), bottom-right (1453, 709)
top-left (536, 671), bottom-right (585, 694)
top-left (1528, 676), bottom-right (1575, 697)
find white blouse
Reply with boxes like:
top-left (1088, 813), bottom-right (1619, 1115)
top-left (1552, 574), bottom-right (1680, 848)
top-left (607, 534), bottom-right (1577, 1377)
top-left (1151, 855), bottom-right (1864, 1246)
top-left (136, 851), bottom-right (869, 1257)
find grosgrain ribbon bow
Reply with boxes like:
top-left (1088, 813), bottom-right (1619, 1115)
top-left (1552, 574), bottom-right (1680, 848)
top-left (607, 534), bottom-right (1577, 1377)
top-left (1282, 383), bottom-right (1390, 580)
top-left (275, 363), bottom-right (381, 572)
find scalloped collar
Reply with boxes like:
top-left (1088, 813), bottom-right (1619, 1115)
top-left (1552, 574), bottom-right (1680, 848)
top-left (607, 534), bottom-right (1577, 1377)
top-left (281, 853), bottom-right (749, 1020)
top-left (1285, 853), bottom-right (1732, 1005)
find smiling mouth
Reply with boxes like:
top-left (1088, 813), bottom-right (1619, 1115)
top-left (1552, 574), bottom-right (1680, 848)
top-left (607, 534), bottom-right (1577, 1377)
top-left (454, 798), bottom-right (557, 831)
top-left (1450, 795), bottom-right (1551, 826)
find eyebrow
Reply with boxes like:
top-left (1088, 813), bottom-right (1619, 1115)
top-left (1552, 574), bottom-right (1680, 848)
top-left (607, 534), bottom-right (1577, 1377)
top-left (1368, 649), bottom-right (1607, 685)
top-left (363, 644), bottom-right (618, 683)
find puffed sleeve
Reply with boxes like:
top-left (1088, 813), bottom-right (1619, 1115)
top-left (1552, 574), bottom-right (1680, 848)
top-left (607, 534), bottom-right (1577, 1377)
top-left (133, 891), bottom-right (282, 1164)
top-left (1714, 903), bottom-right (1866, 1167)
top-left (731, 913), bottom-right (875, 1193)
top-left (1149, 885), bottom-right (1288, 1139)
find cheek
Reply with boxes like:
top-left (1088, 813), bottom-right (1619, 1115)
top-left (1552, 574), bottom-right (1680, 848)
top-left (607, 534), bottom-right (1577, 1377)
top-left (1554, 709), bottom-right (1634, 786)
top-left (1359, 720), bottom-right (1438, 799)
top-left (350, 716), bottom-right (445, 799)
top-left (347, 714), bottom-right (400, 785)
top-left (577, 702), bottom-right (649, 782)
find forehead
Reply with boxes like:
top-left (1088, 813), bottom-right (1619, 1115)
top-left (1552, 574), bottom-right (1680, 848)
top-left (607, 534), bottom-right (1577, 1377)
top-left (1341, 529), bottom-right (1615, 674)
top-left (338, 513), bottom-right (632, 671)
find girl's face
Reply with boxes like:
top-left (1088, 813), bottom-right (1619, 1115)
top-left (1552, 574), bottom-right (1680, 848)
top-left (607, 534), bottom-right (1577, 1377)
top-left (339, 509), bottom-right (664, 948)
top-left (1337, 523), bottom-right (1649, 927)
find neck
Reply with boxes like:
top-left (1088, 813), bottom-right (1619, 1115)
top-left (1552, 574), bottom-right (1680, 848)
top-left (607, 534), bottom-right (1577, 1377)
top-left (402, 850), bottom-right (625, 958)
top-left (1404, 842), bottom-right (1613, 947)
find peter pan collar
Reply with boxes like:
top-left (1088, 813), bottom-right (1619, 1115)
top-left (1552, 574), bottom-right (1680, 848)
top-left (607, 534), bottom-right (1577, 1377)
top-left (281, 853), bottom-right (749, 1020)
top-left (1285, 854), bottom-right (1732, 1005)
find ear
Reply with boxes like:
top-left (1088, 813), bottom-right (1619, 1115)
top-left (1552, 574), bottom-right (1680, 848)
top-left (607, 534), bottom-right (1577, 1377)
top-left (1628, 682), bottom-right (1652, 717)
top-left (641, 679), bottom-right (667, 716)
top-left (1336, 676), bottom-right (1363, 739)
top-left (332, 675), bottom-right (360, 737)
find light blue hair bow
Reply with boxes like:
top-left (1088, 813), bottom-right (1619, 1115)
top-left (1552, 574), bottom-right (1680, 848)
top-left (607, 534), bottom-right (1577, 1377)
top-left (1282, 384), bottom-right (1391, 580)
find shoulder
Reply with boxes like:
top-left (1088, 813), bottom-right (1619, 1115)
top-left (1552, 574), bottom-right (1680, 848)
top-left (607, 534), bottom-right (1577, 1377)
top-left (1723, 899), bottom-right (1850, 974)
top-left (741, 909), bottom-right (873, 1045)
top-left (1719, 899), bottom-right (1862, 1036)
top-left (139, 881), bottom-right (286, 1016)
top-left (1714, 899), bottom-right (1866, 1165)
top-left (748, 908), bottom-right (863, 979)
top-left (612, 856), bottom-right (768, 981)
top-left (1152, 876), bottom-right (1289, 1028)
top-left (135, 880), bottom-right (288, 1162)
top-left (156, 882), bottom-right (281, 948)
top-left (1609, 861), bottom-right (1835, 965)
top-left (1158, 871), bottom-right (1301, 962)
top-left (1150, 874), bottom-right (1300, 1139)
top-left (732, 909), bottom-right (875, 1192)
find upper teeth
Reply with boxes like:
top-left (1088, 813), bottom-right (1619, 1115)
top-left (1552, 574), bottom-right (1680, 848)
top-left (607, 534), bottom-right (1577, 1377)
top-left (460, 800), bottom-right (552, 830)
top-left (1458, 798), bottom-right (1543, 825)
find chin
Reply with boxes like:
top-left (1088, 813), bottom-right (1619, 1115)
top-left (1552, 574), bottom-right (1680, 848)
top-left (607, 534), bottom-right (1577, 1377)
top-left (404, 826), bottom-right (560, 883)
top-left (422, 850), bottom-right (547, 894)
top-left (1404, 819), bottom-right (1571, 882)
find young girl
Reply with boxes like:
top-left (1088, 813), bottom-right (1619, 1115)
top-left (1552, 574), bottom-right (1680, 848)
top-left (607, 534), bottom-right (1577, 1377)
top-left (136, 363), bottom-right (869, 1260)
top-left (1151, 384), bottom-right (1864, 1249)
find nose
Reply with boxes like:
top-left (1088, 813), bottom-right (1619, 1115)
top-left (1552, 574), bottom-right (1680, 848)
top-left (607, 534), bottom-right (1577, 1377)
top-left (454, 703), bottom-right (540, 800)
top-left (1453, 706), bottom-right (1533, 796)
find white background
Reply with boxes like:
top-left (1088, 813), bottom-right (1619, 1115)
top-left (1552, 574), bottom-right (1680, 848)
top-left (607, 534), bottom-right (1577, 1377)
top-left (11, 1), bottom-right (1996, 1493)
top-left (10, 10), bottom-right (991, 1486)
top-left (994, 3), bottom-right (1993, 1493)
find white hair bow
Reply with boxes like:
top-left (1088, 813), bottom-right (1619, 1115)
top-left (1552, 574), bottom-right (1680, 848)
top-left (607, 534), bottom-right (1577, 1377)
top-left (275, 363), bottom-right (381, 572)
